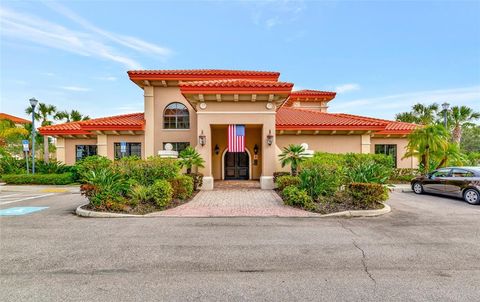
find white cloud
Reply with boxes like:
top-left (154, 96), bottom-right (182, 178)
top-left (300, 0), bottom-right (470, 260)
top-left (332, 86), bottom-right (480, 112)
top-left (42, 1), bottom-right (172, 59)
top-left (0, 4), bottom-right (172, 69)
top-left (249, 0), bottom-right (305, 29)
top-left (61, 86), bottom-right (90, 92)
top-left (335, 83), bottom-right (361, 93)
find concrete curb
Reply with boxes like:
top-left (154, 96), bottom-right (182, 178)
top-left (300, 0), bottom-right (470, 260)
top-left (75, 203), bottom-right (391, 218)
top-left (320, 203), bottom-right (391, 218)
top-left (75, 204), bottom-right (144, 218)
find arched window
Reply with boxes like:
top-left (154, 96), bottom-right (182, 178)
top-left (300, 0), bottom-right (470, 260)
top-left (163, 102), bottom-right (190, 129)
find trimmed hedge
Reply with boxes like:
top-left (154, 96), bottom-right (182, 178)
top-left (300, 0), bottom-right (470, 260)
top-left (1, 173), bottom-right (75, 185)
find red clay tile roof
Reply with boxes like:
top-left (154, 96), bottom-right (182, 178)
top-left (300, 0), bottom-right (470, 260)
top-left (290, 89), bottom-right (337, 98)
top-left (284, 90), bottom-right (337, 107)
top-left (37, 108), bottom-right (416, 136)
top-left (333, 113), bottom-right (418, 134)
top-left (80, 113), bottom-right (145, 130)
top-left (128, 69), bottom-right (280, 81)
top-left (276, 108), bottom-right (416, 133)
top-left (179, 79), bottom-right (294, 94)
top-left (0, 113), bottom-right (31, 124)
top-left (276, 107), bottom-right (387, 130)
top-left (38, 113), bottom-right (144, 135)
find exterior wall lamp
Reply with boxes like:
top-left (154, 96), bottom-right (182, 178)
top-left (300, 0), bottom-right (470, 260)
top-left (199, 130), bottom-right (206, 146)
top-left (214, 144), bottom-right (220, 155)
top-left (266, 130), bottom-right (274, 146)
top-left (253, 144), bottom-right (259, 155)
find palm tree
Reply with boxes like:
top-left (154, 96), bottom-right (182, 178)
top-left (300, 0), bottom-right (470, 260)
top-left (404, 124), bottom-right (449, 172)
top-left (26, 103), bottom-right (56, 163)
top-left (395, 103), bottom-right (439, 125)
top-left (54, 110), bottom-right (90, 123)
top-left (434, 143), bottom-right (466, 169)
top-left (279, 144), bottom-right (306, 176)
top-left (447, 106), bottom-right (480, 144)
top-left (178, 146), bottom-right (205, 174)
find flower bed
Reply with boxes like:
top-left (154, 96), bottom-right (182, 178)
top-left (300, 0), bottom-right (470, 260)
top-left (275, 152), bottom-right (392, 214)
top-left (77, 155), bottom-right (203, 215)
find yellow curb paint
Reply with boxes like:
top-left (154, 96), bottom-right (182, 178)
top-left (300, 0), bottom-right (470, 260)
top-left (40, 189), bottom-right (68, 193)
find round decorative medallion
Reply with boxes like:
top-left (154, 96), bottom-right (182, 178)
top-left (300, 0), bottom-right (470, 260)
top-left (266, 102), bottom-right (274, 110)
top-left (199, 102), bottom-right (207, 110)
top-left (164, 143), bottom-right (173, 151)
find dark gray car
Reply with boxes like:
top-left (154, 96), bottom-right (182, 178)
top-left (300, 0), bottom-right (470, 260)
top-left (411, 167), bottom-right (480, 205)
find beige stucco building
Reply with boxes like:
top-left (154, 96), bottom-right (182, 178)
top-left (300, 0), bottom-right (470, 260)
top-left (39, 69), bottom-right (418, 189)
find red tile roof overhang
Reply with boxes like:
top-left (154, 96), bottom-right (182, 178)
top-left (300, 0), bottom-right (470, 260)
top-left (128, 69), bottom-right (280, 82)
top-left (0, 113), bottom-right (31, 124)
top-left (289, 89), bottom-right (337, 101)
top-left (38, 113), bottom-right (145, 136)
top-left (179, 79), bottom-right (294, 95)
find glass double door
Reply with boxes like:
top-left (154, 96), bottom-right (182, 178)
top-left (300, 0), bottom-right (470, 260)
top-left (224, 152), bottom-right (249, 180)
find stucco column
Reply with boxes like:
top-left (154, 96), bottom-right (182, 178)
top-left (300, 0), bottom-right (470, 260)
top-left (97, 134), bottom-right (108, 157)
top-left (361, 134), bottom-right (371, 154)
top-left (56, 137), bottom-right (65, 164)
top-left (260, 117), bottom-right (277, 189)
top-left (144, 86), bottom-right (155, 158)
top-left (196, 114), bottom-right (213, 190)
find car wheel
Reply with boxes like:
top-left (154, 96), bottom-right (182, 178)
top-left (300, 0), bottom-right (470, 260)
top-left (463, 189), bottom-right (480, 205)
top-left (413, 182), bottom-right (424, 194)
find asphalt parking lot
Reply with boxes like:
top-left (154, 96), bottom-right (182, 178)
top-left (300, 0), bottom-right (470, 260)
top-left (1, 190), bottom-right (480, 301)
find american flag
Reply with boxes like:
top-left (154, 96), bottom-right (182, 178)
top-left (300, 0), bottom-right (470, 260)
top-left (228, 124), bottom-right (245, 152)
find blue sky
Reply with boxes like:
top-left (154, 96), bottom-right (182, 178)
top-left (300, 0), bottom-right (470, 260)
top-left (1, 0), bottom-right (479, 121)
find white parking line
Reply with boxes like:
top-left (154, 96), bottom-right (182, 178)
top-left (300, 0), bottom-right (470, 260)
top-left (0, 193), bottom-right (56, 205)
top-left (0, 193), bottom-right (21, 199)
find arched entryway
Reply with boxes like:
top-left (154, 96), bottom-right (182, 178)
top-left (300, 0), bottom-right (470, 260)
top-left (221, 149), bottom-right (252, 180)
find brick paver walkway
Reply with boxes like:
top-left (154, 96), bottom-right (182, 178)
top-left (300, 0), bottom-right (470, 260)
top-left (149, 184), bottom-right (319, 217)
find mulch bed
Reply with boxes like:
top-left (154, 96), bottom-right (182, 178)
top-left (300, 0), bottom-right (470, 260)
top-left (82, 190), bottom-right (199, 215)
top-left (275, 190), bottom-right (383, 215)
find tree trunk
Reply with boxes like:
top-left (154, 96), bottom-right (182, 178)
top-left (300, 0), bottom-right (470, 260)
top-left (44, 136), bottom-right (49, 163)
top-left (452, 126), bottom-right (462, 145)
top-left (186, 167), bottom-right (192, 174)
top-left (425, 147), bottom-right (430, 173)
top-left (291, 166), bottom-right (297, 176)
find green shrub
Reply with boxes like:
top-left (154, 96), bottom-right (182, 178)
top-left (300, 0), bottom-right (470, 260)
top-left (273, 171), bottom-right (290, 183)
top-left (1, 173), bottom-right (75, 185)
top-left (149, 179), bottom-right (173, 209)
top-left (0, 149), bottom-right (25, 175)
top-left (282, 185), bottom-right (315, 210)
top-left (186, 172), bottom-right (203, 191)
top-left (120, 157), bottom-right (180, 186)
top-left (128, 184), bottom-right (152, 206)
top-left (275, 175), bottom-right (300, 191)
top-left (75, 155), bottom-right (112, 182)
top-left (343, 153), bottom-right (394, 184)
top-left (389, 168), bottom-right (421, 183)
top-left (36, 160), bottom-right (70, 174)
top-left (83, 168), bottom-right (131, 206)
top-left (347, 182), bottom-right (388, 207)
top-left (169, 175), bottom-right (194, 200)
top-left (298, 163), bottom-right (344, 199)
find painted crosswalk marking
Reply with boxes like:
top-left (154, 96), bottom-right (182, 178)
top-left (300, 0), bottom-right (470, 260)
top-left (0, 193), bottom-right (55, 205)
top-left (0, 207), bottom-right (49, 216)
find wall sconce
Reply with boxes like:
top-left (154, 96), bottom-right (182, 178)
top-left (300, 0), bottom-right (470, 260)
top-left (214, 144), bottom-right (220, 155)
top-left (199, 130), bottom-right (206, 146)
top-left (266, 130), bottom-right (274, 146)
top-left (253, 144), bottom-right (259, 155)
